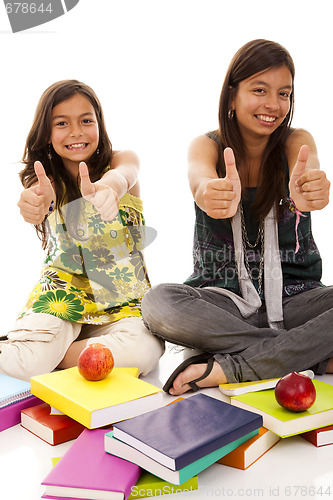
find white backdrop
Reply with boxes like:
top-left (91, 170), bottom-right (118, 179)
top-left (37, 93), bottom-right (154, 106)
top-left (1, 0), bottom-right (332, 333)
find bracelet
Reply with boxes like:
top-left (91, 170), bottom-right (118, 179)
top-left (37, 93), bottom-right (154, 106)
top-left (45, 200), bottom-right (54, 218)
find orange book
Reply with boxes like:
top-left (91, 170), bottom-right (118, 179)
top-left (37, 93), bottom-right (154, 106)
top-left (216, 427), bottom-right (280, 470)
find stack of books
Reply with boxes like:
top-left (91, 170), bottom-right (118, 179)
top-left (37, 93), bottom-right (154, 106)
top-left (41, 428), bottom-right (142, 500)
top-left (21, 402), bottom-right (85, 445)
top-left (105, 393), bottom-right (263, 484)
top-left (0, 373), bottom-right (42, 432)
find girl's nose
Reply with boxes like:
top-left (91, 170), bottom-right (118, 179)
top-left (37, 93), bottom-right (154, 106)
top-left (264, 94), bottom-right (280, 111)
top-left (70, 124), bottom-right (83, 136)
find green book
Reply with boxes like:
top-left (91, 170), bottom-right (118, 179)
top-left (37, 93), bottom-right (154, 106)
top-left (230, 379), bottom-right (333, 438)
top-left (128, 471), bottom-right (198, 498)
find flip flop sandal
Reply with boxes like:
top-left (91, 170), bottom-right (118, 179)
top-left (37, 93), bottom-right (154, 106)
top-left (163, 353), bottom-right (215, 393)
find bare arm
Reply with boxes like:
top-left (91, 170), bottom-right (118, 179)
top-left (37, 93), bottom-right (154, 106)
top-left (188, 135), bottom-right (241, 219)
top-left (286, 129), bottom-right (330, 211)
top-left (98, 149), bottom-right (140, 199)
top-left (188, 135), bottom-right (219, 211)
top-left (286, 128), bottom-right (320, 174)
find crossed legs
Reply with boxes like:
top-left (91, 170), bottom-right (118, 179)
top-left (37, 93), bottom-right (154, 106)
top-left (141, 284), bottom-right (333, 394)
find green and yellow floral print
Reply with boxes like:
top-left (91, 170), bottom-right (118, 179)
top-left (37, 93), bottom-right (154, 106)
top-left (19, 193), bottom-right (151, 324)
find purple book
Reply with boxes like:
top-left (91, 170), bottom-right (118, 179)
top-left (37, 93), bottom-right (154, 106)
top-left (41, 428), bottom-right (141, 500)
top-left (113, 393), bottom-right (263, 471)
top-left (0, 396), bottom-right (42, 432)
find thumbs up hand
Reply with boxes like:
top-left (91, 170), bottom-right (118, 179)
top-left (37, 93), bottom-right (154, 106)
top-left (203, 147), bottom-right (241, 219)
top-left (289, 145), bottom-right (330, 211)
top-left (18, 161), bottom-right (55, 225)
top-left (79, 162), bottom-right (119, 221)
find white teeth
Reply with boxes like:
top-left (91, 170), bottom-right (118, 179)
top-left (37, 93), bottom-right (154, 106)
top-left (257, 115), bottom-right (276, 123)
top-left (67, 143), bottom-right (86, 149)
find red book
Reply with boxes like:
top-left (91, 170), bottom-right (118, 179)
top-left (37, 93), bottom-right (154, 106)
top-left (301, 424), bottom-right (333, 447)
top-left (21, 403), bottom-right (85, 445)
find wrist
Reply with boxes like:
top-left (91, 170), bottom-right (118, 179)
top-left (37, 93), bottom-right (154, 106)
top-left (99, 169), bottom-right (128, 198)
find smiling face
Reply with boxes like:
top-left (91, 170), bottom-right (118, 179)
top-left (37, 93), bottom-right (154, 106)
top-left (50, 93), bottom-right (99, 177)
top-left (231, 65), bottom-right (293, 144)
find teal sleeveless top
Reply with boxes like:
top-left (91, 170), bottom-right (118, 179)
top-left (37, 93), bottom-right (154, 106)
top-left (184, 131), bottom-right (323, 299)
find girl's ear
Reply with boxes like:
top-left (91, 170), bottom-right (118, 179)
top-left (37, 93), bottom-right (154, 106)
top-left (228, 86), bottom-right (236, 111)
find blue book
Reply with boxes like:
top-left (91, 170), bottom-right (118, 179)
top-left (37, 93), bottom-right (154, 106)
top-left (112, 393), bottom-right (262, 471)
top-left (105, 429), bottom-right (258, 485)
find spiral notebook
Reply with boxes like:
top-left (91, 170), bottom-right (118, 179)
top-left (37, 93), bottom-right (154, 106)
top-left (0, 374), bottom-right (32, 409)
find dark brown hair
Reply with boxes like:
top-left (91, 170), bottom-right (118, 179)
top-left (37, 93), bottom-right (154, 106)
top-left (217, 39), bottom-right (295, 219)
top-left (20, 79), bottom-right (113, 248)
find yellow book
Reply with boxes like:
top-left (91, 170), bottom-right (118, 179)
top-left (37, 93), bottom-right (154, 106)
top-left (219, 370), bottom-right (314, 397)
top-left (128, 471), bottom-right (198, 498)
top-left (31, 367), bottom-right (163, 429)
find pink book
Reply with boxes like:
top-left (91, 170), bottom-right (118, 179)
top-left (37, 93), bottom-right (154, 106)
top-left (41, 428), bottom-right (141, 500)
top-left (0, 396), bottom-right (42, 432)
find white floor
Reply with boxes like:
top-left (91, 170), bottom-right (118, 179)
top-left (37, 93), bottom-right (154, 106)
top-left (1, 345), bottom-right (333, 500)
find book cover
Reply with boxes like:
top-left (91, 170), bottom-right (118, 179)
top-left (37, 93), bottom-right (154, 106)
top-left (21, 403), bottom-right (85, 445)
top-left (41, 428), bottom-right (141, 500)
top-left (31, 367), bottom-right (163, 429)
top-left (128, 471), bottom-right (198, 498)
top-left (230, 379), bottom-right (333, 438)
top-left (105, 429), bottom-right (258, 485)
top-left (219, 370), bottom-right (314, 396)
top-left (0, 373), bottom-right (32, 408)
top-left (43, 460), bottom-right (198, 499)
top-left (48, 367), bottom-right (141, 417)
top-left (300, 424), bottom-right (333, 447)
top-left (216, 426), bottom-right (280, 469)
top-left (112, 393), bottom-right (262, 471)
top-left (0, 395), bottom-right (42, 432)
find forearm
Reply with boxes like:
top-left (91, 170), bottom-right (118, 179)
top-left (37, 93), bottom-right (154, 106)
top-left (99, 150), bottom-right (140, 198)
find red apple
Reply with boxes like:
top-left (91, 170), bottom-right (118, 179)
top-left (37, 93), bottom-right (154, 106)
top-left (275, 371), bottom-right (316, 412)
top-left (78, 343), bottom-right (114, 381)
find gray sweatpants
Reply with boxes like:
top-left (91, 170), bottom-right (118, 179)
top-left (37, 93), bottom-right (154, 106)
top-left (141, 284), bottom-right (333, 383)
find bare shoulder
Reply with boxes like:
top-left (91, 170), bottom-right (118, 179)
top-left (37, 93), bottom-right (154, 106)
top-left (188, 134), bottom-right (219, 163)
top-left (285, 128), bottom-right (318, 154)
top-left (285, 128), bottom-right (320, 172)
top-left (111, 149), bottom-right (140, 168)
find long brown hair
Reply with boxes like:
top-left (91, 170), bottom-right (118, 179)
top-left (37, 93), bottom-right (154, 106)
top-left (20, 80), bottom-right (113, 248)
top-left (217, 39), bottom-right (295, 219)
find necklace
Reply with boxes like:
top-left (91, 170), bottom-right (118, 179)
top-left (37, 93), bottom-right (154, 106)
top-left (239, 202), bottom-right (264, 295)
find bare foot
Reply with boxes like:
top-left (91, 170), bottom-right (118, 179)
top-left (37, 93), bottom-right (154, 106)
top-left (57, 339), bottom-right (88, 369)
top-left (169, 361), bottom-right (227, 396)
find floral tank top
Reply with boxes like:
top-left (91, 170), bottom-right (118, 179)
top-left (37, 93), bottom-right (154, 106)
top-left (19, 193), bottom-right (151, 325)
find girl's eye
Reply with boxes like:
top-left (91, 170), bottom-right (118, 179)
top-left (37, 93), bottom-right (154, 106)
top-left (280, 92), bottom-right (290, 99)
top-left (253, 88), bottom-right (265, 94)
top-left (56, 121), bottom-right (67, 126)
top-left (82, 119), bottom-right (93, 124)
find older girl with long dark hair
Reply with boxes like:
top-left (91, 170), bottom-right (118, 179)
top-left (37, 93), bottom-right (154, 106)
top-left (142, 39), bottom-right (331, 395)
